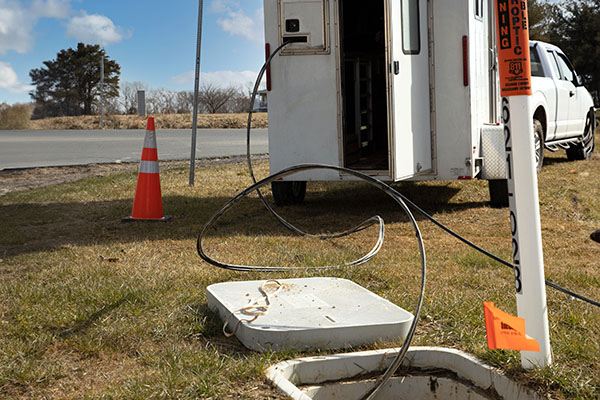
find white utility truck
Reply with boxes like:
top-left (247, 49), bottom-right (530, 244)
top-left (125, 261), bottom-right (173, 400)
top-left (263, 0), bottom-right (596, 206)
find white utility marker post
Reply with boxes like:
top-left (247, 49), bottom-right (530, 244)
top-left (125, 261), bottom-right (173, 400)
top-left (495, 0), bottom-right (551, 368)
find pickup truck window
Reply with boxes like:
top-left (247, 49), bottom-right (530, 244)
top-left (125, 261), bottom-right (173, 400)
top-left (530, 46), bottom-right (545, 77)
top-left (556, 53), bottom-right (576, 83)
top-left (547, 50), bottom-right (562, 80)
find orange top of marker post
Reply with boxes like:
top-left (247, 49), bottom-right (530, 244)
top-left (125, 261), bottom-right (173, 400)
top-left (495, 0), bottom-right (532, 96)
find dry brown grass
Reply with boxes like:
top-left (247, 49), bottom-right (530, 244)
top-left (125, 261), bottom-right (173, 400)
top-left (0, 130), bottom-right (598, 399)
top-left (0, 103), bottom-right (33, 129)
top-left (27, 112), bottom-right (268, 130)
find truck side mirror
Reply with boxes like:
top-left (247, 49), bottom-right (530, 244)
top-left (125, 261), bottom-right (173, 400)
top-left (575, 74), bottom-right (583, 87)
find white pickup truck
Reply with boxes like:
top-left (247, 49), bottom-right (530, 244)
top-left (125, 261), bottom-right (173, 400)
top-left (488, 41), bottom-right (596, 206)
top-left (530, 40), bottom-right (596, 169)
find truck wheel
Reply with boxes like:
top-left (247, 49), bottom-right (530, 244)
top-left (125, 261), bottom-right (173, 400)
top-left (566, 111), bottom-right (595, 161)
top-left (533, 119), bottom-right (544, 173)
top-left (488, 179), bottom-right (509, 208)
top-left (271, 181), bottom-right (307, 206)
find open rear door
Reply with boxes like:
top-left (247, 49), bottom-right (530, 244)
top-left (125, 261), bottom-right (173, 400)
top-left (389, 0), bottom-right (432, 180)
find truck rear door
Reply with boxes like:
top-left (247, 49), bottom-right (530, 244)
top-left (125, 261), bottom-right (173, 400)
top-left (390, 0), bottom-right (432, 180)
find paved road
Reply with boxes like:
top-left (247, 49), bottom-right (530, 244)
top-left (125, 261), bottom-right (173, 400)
top-left (0, 129), bottom-right (268, 169)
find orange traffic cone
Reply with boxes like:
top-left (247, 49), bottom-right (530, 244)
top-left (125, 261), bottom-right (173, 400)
top-left (122, 117), bottom-right (171, 222)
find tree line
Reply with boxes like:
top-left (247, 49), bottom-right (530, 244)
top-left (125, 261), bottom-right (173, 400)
top-left (27, 1), bottom-right (599, 119)
top-left (529, 0), bottom-right (600, 103)
top-left (110, 81), bottom-right (253, 116)
top-left (28, 43), bottom-right (256, 119)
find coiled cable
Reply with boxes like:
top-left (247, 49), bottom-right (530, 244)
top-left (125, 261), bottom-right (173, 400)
top-left (197, 37), bottom-right (599, 400)
top-left (196, 163), bottom-right (427, 400)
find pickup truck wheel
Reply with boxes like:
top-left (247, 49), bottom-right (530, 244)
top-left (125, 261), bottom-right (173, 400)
top-left (271, 181), bottom-right (307, 206)
top-left (533, 119), bottom-right (544, 173)
top-left (566, 111), bottom-right (595, 161)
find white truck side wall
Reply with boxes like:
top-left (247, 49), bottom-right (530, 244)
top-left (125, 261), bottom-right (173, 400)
top-left (469, 1), bottom-right (493, 176)
top-left (265, 0), bottom-right (500, 183)
top-left (430, 0), bottom-right (474, 180)
top-left (264, 0), bottom-right (341, 181)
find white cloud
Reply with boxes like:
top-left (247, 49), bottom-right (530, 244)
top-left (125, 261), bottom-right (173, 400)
top-left (212, 2), bottom-right (263, 44)
top-left (0, 61), bottom-right (34, 93)
top-left (66, 12), bottom-right (125, 46)
top-left (32, 0), bottom-right (70, 19)
top-left (0, 0), bottom-right (37, 54)
top-left (210, 0), bottom-right (240, 13)
top-left (0, 0), bottom-right (72, 55)
top-left (170, 70), bottom-right (261, 90)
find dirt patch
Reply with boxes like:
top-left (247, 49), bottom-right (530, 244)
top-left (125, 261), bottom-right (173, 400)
top-left (0, 155), bottom-right (267, 197)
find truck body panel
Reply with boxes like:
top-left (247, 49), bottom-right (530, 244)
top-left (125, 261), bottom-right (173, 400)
top-left (263, 0), bottom-right (594, 184)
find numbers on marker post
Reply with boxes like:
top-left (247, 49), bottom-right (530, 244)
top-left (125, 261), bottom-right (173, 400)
top-left (502, 97), bottom-right (523, 295)
top-left (514, 262), bottom-right (523, 294)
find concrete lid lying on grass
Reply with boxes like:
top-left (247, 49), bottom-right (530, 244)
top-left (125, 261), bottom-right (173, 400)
top-left (206, 277), bottom-right (414, 351)
top-left (266, 346), bottom-right (542, 400)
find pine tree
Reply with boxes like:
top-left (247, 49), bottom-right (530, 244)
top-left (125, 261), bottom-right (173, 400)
top-left (29, 43), bottom-right (120, 117)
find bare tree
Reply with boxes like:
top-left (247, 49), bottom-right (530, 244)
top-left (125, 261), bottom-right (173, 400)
top-left (175, 91), bottom-right (194, 114)
top-left (226, 86), bottom-right (252, 113)
top-left (114, 82), bottom-right (256, 115)
top-left (120, 81), bottom-right (147, 114)
top-left (104, 96), bottom-right (121, 115)
top-left (155, 88), bottom-right (177, 114)
top-left (198, 82), bottom-right (237, 113)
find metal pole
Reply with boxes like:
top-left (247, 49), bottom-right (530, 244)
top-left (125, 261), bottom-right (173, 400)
top-left (189, 0), bottom-right (204, 186)
top-left (100, 55), bottom-right (104, 129)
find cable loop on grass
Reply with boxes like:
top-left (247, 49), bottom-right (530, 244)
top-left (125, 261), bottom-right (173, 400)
top-left (197, 163), bottom-right (428, 400)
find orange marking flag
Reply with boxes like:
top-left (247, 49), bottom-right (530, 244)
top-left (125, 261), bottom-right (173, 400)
top-left (483, 302), bottom-right (540, 352)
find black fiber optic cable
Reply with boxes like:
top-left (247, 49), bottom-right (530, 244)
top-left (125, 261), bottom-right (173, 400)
top-left (196, 163), bottom-right (427, 400)
top-left (241, 39), bottom-right (599, 309)
top-left (394, 193), bottom-right (600, 309)
top-left (197, 35), bottom-right (599, 400)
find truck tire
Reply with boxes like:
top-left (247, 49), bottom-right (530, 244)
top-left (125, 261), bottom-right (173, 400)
top-left (533, 119), bottom-right (544, 173)
top-left (566, 111), bottom-right (595, 161)
top-left (488, 179), bottom-right (509, 208)
top-left (271, 181), bottom-right (307, 206)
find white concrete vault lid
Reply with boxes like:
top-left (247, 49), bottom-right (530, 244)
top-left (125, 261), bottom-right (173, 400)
top-left (206, 277), bottom-right (414, 351)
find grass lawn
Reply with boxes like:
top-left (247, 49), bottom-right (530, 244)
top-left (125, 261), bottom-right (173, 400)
top-left (1, 133), bottom-right (599, 399)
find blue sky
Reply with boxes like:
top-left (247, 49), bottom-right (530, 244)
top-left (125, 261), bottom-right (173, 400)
top-left (0, 0), bottom-right (265, 104)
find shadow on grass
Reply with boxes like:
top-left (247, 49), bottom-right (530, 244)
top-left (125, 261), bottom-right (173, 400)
top-left (542, 155), bottom-right (573, 167)
top-left (0, 182), bottom-right (490, 259)
top-left (51, 293), bottom-right (135, 339)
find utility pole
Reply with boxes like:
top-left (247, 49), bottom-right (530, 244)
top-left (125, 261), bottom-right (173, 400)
top-left (100, 55), bottom-right (104, 129)
top-left (189, 0), bottom-right (204, 186)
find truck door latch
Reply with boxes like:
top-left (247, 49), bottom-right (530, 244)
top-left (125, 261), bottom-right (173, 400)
top-left (393, 61), bottom-right (400, 75)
